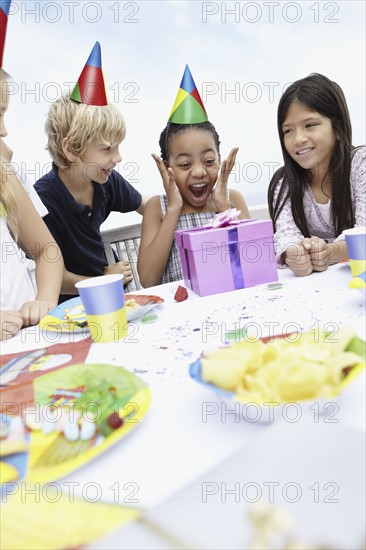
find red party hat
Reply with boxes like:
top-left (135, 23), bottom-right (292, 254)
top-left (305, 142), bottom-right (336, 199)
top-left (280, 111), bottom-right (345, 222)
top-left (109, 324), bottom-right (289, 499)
top-left (70, 42), bottom-right (108, 106)
top-left (0, 1), bottom-right (12, 70)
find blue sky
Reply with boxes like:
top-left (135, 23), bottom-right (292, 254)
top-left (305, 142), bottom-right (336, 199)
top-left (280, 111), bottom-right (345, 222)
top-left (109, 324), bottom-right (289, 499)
top-left (4, 0), bottom-right (365, 227)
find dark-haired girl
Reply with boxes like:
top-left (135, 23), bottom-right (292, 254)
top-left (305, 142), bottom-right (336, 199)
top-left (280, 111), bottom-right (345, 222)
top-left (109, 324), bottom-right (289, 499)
top-left (138, 122), bottom-right (250, 287)
top-left (268, 73), bottom-right (365, 277)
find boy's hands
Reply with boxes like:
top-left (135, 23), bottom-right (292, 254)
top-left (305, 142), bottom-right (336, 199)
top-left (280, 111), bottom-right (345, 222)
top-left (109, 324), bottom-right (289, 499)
top-left (285, 236), bottom-right (335, 276)
top-left (104, 260), bottom-right (133, 284)
top-left (211, 147), bottom-right (238, 212)
top-left (21, 300), bottom-right (57, 327)
top-left (152, 154), bottom-right (183, 213)
top-left (0, 310), bottom-right (23, 340)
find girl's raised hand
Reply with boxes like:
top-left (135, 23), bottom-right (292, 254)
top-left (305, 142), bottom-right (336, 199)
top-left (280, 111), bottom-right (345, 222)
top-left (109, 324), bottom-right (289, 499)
top-left (152, 154), bottom-right (183, 213)
top-left (211, 147), bottom-right (239, 212)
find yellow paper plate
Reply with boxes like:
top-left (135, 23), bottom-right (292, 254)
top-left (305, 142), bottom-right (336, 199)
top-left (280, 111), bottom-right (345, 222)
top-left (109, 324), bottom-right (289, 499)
top-left (25, 363), bottom-right (151, 484)
top-left (39, 294), bottom-right (164, 333)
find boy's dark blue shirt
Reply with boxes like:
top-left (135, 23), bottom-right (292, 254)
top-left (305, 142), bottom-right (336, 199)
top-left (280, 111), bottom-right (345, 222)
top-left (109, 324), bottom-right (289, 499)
top-left (34, 163), bottom-right (142, 302)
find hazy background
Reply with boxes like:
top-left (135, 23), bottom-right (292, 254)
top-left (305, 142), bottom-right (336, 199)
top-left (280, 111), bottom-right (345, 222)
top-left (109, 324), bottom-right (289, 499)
top-left (4, 0), bottom-right (365, 228)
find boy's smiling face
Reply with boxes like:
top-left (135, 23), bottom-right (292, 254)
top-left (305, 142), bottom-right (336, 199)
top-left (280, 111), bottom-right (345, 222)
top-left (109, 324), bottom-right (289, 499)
top-left (166, 129), bottom-right (220, 209)
top-left (67, 140), bottom-right (123, 185)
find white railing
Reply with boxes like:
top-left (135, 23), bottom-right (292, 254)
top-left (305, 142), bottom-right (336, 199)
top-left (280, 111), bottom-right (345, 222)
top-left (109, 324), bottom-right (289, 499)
top-left (28, 204), bottom-right (271, 283)
top-left (249, 203), bottom-right (270, 220)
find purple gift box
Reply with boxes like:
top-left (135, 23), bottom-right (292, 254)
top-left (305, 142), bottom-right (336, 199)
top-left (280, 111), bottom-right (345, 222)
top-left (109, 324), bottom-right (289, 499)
top-left (175, 219), bottom-right (278, 297)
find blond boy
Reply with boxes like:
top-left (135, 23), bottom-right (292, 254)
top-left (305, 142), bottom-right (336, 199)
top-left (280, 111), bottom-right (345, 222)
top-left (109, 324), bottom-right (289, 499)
top-left (35, 96), bottom-right (147, 302)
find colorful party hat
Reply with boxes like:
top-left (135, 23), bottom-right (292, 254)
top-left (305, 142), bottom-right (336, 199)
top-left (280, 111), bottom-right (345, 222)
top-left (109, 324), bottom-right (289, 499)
top-left (70, 41), bottom-right (108, 106)
top-left (0, 1), bottom-right (12, 70)
top-left (168, 65), bottom-right (208, 124)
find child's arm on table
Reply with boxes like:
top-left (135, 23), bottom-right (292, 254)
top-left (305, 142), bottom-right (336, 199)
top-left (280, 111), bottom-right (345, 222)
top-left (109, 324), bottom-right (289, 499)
top-left (12, 173), bottom-right (63, 325)
top-left (270, 177), bottom-right (305, 268)
top-left (137, 155), bottom-right (182, 288)
top-left (282, 237), bottom-right (347, 276)
top-left (211, 148), bottom-right (250, 219)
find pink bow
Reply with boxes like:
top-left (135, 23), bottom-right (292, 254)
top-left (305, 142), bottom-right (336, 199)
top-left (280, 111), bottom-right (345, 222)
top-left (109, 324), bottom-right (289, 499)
top-left (204, 208), bottom-right (241, 229)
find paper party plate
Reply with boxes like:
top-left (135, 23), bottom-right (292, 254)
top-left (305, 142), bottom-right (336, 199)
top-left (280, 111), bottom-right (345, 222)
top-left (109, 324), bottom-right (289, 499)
top-left (39, 294), bottom-right (164, 333)
top-left (189, 332), bottom-right (365, 422)
top-left (24, 363), bottom-right (151, 484)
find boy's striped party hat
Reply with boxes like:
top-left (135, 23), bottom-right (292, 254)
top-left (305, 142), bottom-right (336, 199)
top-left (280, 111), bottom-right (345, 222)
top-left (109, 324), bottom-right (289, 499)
top-left (0, 0), bottom-right (12, 70)
top-left (168, 65), bottom-right (208, 124)
top-left (70, 41), bottom-right (108, 106)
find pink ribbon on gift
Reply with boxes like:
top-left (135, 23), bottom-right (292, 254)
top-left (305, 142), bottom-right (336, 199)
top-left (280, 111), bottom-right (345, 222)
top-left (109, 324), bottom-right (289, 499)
top-left (202, 208), bottom-right (244, 289)
top-left (204, 208), bottom-right (242, 228)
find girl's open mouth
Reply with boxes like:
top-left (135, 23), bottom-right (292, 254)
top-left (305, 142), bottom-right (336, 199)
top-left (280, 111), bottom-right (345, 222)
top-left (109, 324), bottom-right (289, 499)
top-left (189, 184), bottom-right (208, 198)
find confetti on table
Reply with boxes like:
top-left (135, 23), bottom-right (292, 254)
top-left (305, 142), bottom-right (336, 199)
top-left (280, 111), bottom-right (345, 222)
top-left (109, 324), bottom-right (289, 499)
top-left (141, 314), bottom-right (158, 324)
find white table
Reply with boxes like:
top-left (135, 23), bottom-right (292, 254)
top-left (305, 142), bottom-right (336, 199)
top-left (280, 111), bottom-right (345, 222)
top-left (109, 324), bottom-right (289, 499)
top-left (1, 264), bottom-right (365, 549)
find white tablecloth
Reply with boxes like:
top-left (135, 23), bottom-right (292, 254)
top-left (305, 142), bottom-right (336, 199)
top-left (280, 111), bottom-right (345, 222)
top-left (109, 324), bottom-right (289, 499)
top-left (1, 264), bottom-right (365, 549)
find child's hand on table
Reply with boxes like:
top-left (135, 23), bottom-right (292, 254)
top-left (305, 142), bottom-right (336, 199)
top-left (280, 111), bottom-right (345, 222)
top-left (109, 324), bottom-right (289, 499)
top-left (284, 243), bottom-right (314, 276)
top-left (20, 300), bottom-right (57, 327)
top-left (0, 310), bottom-right (24, 340)
top-left (211, 147), bottom-right (238, 211)
top-left (302, 236), bottom-right (332, 272)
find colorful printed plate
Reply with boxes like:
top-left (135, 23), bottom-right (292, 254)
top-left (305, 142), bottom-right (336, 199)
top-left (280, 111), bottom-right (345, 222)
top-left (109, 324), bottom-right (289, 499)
top-left (124, 294), bottom-right (164, 321)
top-left (39, 294), bottom-right (164, 333)
top-left (189, 336), bottom-right (366, 422)
top-left (25, 363), bottom-right (151, 484)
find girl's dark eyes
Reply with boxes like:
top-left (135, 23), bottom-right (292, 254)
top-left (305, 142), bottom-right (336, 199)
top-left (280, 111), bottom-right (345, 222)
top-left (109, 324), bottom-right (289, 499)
top-left (283, 123), bottom-right (318, 134)
top-left (178, 160), bottom-right (216, 168)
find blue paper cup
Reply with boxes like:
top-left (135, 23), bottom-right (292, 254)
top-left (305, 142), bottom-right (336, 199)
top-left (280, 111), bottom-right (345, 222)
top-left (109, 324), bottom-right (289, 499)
top-left (75, 274), bottom-right (127, 343)
top-left (343, 227), bottom-right (366, 278)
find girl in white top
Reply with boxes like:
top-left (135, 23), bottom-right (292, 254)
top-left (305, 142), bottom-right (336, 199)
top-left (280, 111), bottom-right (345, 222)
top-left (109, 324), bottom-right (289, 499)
top-left (0, 68), bottom-right (63, 340)
top-left (268, 73), bottom-right (365, 277)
